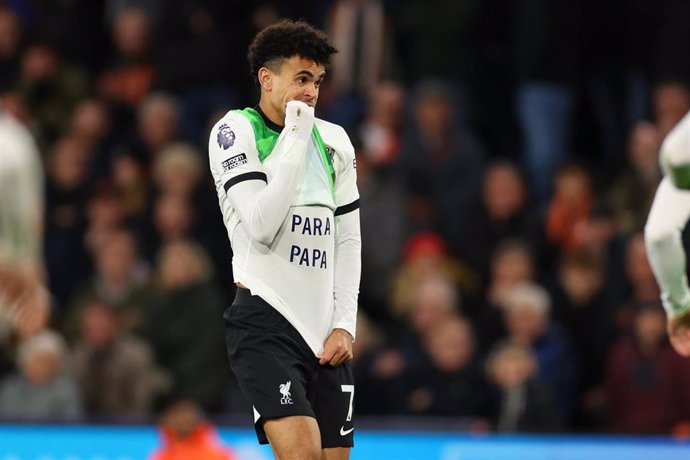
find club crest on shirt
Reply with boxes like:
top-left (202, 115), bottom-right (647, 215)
top-left (217, 123), bottom-right (235, 150)
top-left (222, 153), bottom-right (247, 172)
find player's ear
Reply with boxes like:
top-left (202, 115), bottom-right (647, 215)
top-left (258, 67), bottom-right (273, 92)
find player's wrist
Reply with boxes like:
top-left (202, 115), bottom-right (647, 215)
top-left (664, 292), bottom-right (690, 318)
top-left (332, 327), bottom-right (354, 342)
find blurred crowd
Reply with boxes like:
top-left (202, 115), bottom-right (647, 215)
top-left (1, 0), bottom-right (690, 436)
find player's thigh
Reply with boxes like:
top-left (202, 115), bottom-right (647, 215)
top-left (322, 447), bottom-right (351, 460)
top-left (264, 415), bottom-right (321, 460)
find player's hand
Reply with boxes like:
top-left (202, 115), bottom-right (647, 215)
top-left (319, 328), bottom-right (353, 367)
top-left (668, 310), bottom-right (690, 357)
top-left (285, 100), bottom-right (314, 134)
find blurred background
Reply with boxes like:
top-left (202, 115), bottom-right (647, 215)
top-left (1, 0), bottom-right (690, 458)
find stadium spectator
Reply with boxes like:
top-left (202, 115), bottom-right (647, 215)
top-left (545, 164), bottom-right (594, 255)
top-left (15, 42), bottom-right (88, 148)
top-left (501, 282), bottom-right (577, 418)
top-left (605, 302), bottom-right (690, 434)
top-left (64, 228), bottom-right (152, 338)
top-left (356, 145), bottom-right (408, 322)
top-left (99, 7), bottom-right (156, 111)
top-left (403, 314), bottom-right (488, 418)
top-left (459, 160), bottom-right (545, 279)
top-left (0, 330), bottom-right (82, 421)
top-left (43, 135), bottom-right (93, 307)
top-left (475, 239), bottom-right (536, 351)
top-left (552, 250), bottom-right (615, 427)
top-left (607, 122), bottom-right (662, 235)
top-left (485, 340), bottom-right (560, 432)
top-left (359, 81), bottom-right (405, 165)
top-left (0, 6), bottom-right (22, 92)
top-left (397, 80), bottom-right (485, 249)
top-left (150, 399), bottom-right (236, 460)
top-left (142, 240), bottom-right (228, 412)
top-left (391, 232), bottom-right (478, 320)
top-left (70, 301), bottom-right (167, 418)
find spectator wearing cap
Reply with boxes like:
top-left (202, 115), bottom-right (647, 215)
top-left (390, 232), bottom-right (478, 321)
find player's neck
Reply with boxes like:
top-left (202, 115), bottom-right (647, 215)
top-left (258, 99), bottom-right (285, 128)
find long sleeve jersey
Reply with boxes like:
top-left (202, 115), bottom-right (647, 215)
top-left (208, 105), bottom-right (361, 355)
top-left (645, 110), bottom-right (690, 316)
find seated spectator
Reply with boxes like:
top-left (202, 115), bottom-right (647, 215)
top-left (65, 228), bottom-right (152, 338)
top-left (605, 302), bottom-right (690, 434)
top-left (397, 81), bottom-right (485, 245)
top-left (356, 146), bottom-right (408, 322)
top-left (0, 6), bottom-right (22, 92)
top-left (616, 232), bottom-right (661, 335)
top-left (133, 93), bottom-right (180, 161)
top-left (83, 184), bottom-right (128, 253)
top-left (350, 313), bottom-right (394, 414)
top-left (15, 42), bottom-right (88, 147)
top-left (99, 7), bottom-right (156, 111)
top-left (652, 81), bottom-right (690, 138)
top-left (359, 81), bottom-right (405, 166)
top-left (485, 340), bottom-right (560, 433)
top-left (142, 240), bottom-right (229, 412)
top-left (459, 160), bottom-right (545, 279)
top-left (390, 232), bottom-right (478, 320)
top-left (68, 98), bottom-right (114, 180)
top-left (111, 152), bottom-right (150, 220)
top-left (0, 330), bottom-right (82, 420)
top-left (44, 134), bottom-right (93, 307)
top-left (150, 399), bottom-right (236, 460)
top-left (546, 163), bottom-right (594, 255)
top-left (475, 239), bottom-right (536, 351)
top-left (403, 315), bottom-right (489, 419)
top-left (552, 250), bottom-right (615, 428)
top-left (607, 122), bottom-right (661, 235)
top-left (152, 143), bottom-right (204, 199)
top-left (501, 282), bottom-right (577, 419)
top-left (70, 302), bottom-right (168, 418)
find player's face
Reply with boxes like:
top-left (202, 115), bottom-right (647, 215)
top-left (264, 55), bottom-right (325, 121)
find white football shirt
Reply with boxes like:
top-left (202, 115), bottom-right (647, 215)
top-left (209, 106), bottom-right (360, 355)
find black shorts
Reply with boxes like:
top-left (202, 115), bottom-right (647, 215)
top-left (224, 289), bottom-right (355, 448)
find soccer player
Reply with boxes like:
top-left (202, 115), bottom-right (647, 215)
top-left (208, 21), bottom-right (361, 460)
top-left (645, 110), bottom-right (690, 357)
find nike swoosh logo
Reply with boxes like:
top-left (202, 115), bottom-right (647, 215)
top-left (340, 426), bottom-right (354, 436)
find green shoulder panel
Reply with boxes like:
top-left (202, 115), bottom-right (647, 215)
top-left (662, 153), bottom-right (690, 190)
top-left (233, 107), bottom-right (279, 163)
top-left (233, 108), bottom-right (336, 195)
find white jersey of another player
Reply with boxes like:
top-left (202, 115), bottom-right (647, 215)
top-left (645, 110), bottom-right (690, 356)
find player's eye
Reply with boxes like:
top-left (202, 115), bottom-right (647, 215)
top-left (297, 76), bottom-right (307, 84)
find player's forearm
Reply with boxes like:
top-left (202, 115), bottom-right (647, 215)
top-left (332, 210), bottom-right (361, 339)
top-left (645, 178), bottom-right (690, 316)
top-left (228, 134), bottom-right (310, 245)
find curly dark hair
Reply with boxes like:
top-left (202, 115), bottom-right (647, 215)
top-left (248, 19), bottom-right (337, 87)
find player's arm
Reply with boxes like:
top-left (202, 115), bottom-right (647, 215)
top-left (645, 177), bottom-right (690, 317)
top-left (320, 135), bottom-right (361, 366)
top-left (209, 101), bottom-right (314, 245)
top-left (645, 111), bottom-right (690, 356)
